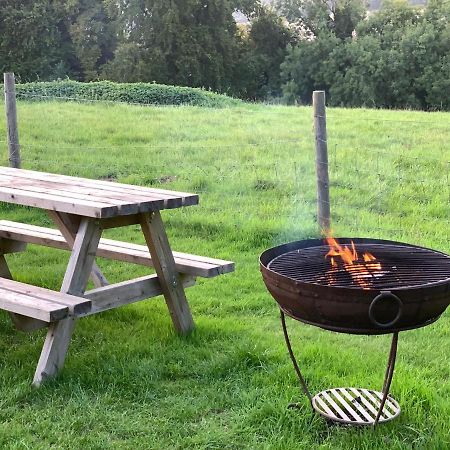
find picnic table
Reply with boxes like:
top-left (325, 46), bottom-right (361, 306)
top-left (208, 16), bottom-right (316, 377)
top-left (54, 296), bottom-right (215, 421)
top-left (0, 167), bottom-right (233, 386)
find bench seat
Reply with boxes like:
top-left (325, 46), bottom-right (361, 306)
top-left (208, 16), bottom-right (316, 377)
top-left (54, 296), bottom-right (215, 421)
top-left (0, 220), bottom-right (234, 278)
top-left (0, 277), bottom-right (91, 322)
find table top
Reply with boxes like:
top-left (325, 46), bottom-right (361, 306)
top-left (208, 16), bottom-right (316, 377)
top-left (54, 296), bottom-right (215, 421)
top-left (0, 167), bottom-right (199, 218)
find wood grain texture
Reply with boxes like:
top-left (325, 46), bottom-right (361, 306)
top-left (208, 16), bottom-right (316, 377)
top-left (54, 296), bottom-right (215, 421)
top-left (0, 220), bottom-right (235, 278)
top-left (33, 218), bottom-right (101, 387)
top-left (3, 73), bottom-right (20, 168)
top-left (84, 274), bottom-right (196, 316)
top-left (0, 253), bottom-right (47, 331)
top-left (140, 211), bottom-right (194, 334)
top-left (48, 211), bottom-right (108, 288)
top-left (313, 90), bottom-right (331, 233)
top-left (0, 167), bottom-right (198, 216)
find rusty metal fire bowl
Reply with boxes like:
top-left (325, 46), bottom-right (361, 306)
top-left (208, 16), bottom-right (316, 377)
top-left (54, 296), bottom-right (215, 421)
top-left (260, 237), bottom-right (450, 426)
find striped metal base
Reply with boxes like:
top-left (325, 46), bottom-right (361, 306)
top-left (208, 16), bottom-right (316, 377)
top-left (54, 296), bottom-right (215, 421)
top-left (312, 387), bottom-right (400, 425)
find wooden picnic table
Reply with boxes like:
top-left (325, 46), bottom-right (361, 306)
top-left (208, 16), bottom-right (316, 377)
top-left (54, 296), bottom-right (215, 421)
top-left (0, 167), bottom-right (233, 386)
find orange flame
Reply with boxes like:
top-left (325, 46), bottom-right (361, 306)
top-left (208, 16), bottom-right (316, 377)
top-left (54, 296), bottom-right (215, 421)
top-left (324, 237), bottom-right (382, 289)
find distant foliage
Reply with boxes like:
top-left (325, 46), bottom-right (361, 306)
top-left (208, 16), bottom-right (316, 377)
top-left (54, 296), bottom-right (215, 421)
top-left (13, 81), bottom-right (241, 108)
top-left (101, 0), bottom-right (250, 95)
top-left (1, 0), bottom-right (449, 109)
top-left (235, 6), bottom-right (298, 99)
top-left (275, 0), bottom-right (367, 39)
top-left (0, 0), bottom-right (115, 81)
top-left (281, 0), bottom-right (450, 110)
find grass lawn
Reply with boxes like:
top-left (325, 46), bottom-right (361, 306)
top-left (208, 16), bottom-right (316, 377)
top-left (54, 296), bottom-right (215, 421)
top-left (0, 100), bottom-right (449, 449)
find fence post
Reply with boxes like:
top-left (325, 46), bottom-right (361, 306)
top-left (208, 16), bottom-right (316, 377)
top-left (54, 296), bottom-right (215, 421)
top-left (313, 90), bottom-right (330, 234)
top-left (3, 73), bottom-right (20, 168)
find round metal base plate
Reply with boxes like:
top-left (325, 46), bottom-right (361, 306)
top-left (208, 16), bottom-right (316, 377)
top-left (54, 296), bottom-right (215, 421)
top-left (312, 387), bottom-right (400, 425)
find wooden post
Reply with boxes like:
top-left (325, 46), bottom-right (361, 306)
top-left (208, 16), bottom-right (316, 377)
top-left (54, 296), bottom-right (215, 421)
top-left (313, 90), bottom-right (330, 234)
top-left (3, 73), bottom-right (20, 168)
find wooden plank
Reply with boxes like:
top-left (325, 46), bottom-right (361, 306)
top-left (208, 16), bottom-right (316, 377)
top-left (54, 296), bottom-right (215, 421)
top-left (0, 173), bottom-right (166, 205)
top-left (0, 176), bottom-right (141, 216)
top-left (0, 222), bottom-right (68, 249)
top-left (0, 284), bottom-right (69, 322)
top-left (99, 214), bottom-right (141, 229)
top-left (0, 167), bottom-right (199, 208)
top-left (33, 218), bottom-right (102, 387)
top-left (140, 211), bottom-right (194, 334)
top-left (84, 274), bottom-right (196, 316)
top-left (97, 239), bottom-right (233, 277)
top-left (0, 185), bottom-right (118, 218)
top-left (0, 277), bottom-right (91, 317)
top-left (0, 238), bottom-right (26, 254)
top-left (0, 174), bottom-right (165, 212)
top-left (0, 220), bottom-right (235, 278)
top-left (48, 211), bottom-right (108, 289)
top-left (0, 255), bottom-right (48, 331)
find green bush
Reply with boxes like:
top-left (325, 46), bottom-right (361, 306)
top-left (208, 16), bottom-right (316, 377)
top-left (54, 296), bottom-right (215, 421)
top-left (280, 0), bottom-right (450, 111)
top-left (12, 80), bottom-right (241, 108)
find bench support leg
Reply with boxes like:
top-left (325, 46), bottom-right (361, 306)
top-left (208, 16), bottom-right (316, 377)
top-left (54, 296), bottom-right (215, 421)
top-left (33, 218), bottom-right (102, 387)
top-left (47, 211), bottom-right (109, 288)
top-left (140, 212), bottom-right (194, 334)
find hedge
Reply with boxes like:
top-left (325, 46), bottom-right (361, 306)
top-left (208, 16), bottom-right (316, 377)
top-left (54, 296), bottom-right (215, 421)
top-left (11, 80), bottom-right (241, 108)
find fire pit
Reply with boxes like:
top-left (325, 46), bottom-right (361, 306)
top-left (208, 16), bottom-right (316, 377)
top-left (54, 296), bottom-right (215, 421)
top-left (260, 237), bottom-right (450, 426)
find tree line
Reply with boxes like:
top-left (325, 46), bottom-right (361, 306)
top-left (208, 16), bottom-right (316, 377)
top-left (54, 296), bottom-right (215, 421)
top-left (1, 0), bottom-right (448, 109)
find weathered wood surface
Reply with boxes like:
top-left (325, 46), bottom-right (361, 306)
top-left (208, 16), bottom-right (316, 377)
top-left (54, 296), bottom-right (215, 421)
top-left (33, 218), bottom-right (101, 386)
top-left (0, 167), bottom-right (198, 217)
top-left (313, 90), bottom-right (331, 233)
top-left (0, 277), bottom-right (91, 321)
top-left (0, 238), bottom-right (27, 254)
top-left (84, 274), bottom-right (196, 316)
top-left (140, 211), bottom-right (194, 334)
top-left (3, 73), bottom-right (21, 168)
top-left (0, 254), bottom-right (47, 331)
top-left (48, 211), bottom-right (108, 288)
top-left (0, 220), bottom-right (235, 278)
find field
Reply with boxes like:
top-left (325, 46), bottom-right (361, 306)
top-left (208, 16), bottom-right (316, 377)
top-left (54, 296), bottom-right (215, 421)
top-left (0, 100), bottom-right (449, 449)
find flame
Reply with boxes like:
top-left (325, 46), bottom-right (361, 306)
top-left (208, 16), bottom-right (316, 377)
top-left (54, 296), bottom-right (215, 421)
top-left (324, 237), bottom-right (382, 289)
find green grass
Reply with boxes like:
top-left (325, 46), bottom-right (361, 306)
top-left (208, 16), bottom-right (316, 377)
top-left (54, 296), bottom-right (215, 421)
top-left (0, 101), bottom-right (449, 449)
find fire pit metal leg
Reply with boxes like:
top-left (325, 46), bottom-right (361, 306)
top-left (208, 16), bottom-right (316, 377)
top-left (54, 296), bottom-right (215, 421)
top-left (280, 310), bottom-right (313, 408)
top-left (281, 312), bottom-right (401, 425)
top-left (374, 332), bottom-right (399, 426)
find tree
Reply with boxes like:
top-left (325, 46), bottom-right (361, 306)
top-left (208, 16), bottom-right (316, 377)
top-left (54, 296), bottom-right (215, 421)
top-left (236, 5), bottom-right (296, 99)
top-left (0, 0), bottom-right (115, 81)
top-left (281, 0), bottom-right (450, 109)
top-left (275, 0), bottom-right (367, 39)
top-left (102, 0), bottom-right (258, 93)
top-left (0, 0), bottom-right (74, 80)
top-left (280, 32), bottom-right (340, 104)
top-left (65, 0), bottom-right (116, 81)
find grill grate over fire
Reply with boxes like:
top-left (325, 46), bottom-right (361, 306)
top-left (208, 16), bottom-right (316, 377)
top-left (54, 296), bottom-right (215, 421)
top-left (267, 243), bottom-right (450, 290)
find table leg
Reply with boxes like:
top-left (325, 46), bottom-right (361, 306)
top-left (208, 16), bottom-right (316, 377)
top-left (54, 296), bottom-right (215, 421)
top-left (33, 218), bottom-right (102, 386)
top-left (47, 211), bottom-right (109, 288)
top-left (140, 211), bottom-right (194, 334)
